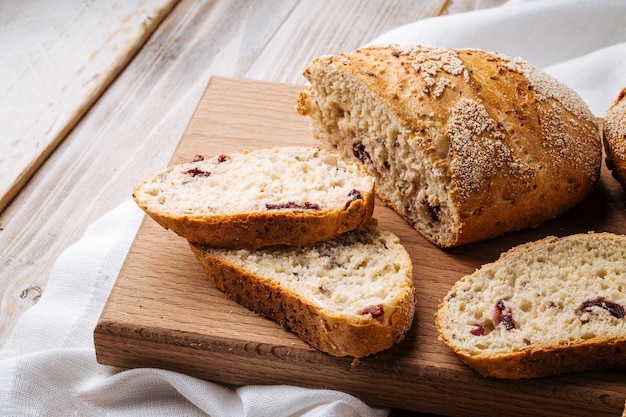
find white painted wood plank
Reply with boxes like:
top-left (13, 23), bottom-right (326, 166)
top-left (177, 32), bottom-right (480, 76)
top-left (0, 0), bottom-right (178, 213)
top-left (246, 0), bottom-right (449, 84)
top-left (0, 0), bottom-right (300, 349)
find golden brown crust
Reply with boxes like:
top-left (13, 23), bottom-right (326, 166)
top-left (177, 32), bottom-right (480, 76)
top-left (452, 338), bottom-right (626, 379)
top-left (603, 87), bottom-right (626, 189)
top-left (449, 49), bottom-right (600, 245)
top-left (188, 239), bottom-right (415, 358)
top-left (136, 191), bottom-right (374, 249)
top-left (298, 45), bottom-right (602, 247)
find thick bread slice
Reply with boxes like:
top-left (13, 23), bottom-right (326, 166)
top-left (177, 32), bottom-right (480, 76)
top-left (603, 87), bottom-right (626, 189)
top-left (189, 220), bottom-right (415, 358)
top-left (133, 146), bottom-right (374, 249)
top-left (436, 232), bottom-right (626, 379)
top-left (297, 45), bottom-right (602, 247)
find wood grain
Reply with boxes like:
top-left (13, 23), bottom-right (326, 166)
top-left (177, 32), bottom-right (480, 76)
top-left (245, 0), bottom-right (451, 83)
top-left (0, 0), bottom-right (178, 213)
top-left (95, 77), bottom-right (626, 417)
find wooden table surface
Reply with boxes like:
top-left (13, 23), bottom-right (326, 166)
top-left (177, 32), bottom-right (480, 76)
top-left (0, 1), bottom-right (505, 415)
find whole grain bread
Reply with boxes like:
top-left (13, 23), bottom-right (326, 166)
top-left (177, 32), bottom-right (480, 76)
top-left (603, 87), bottom-right (626, 189)
top-left (297, 45), bottom-right (602, 247)
top-left (436, 232), bottom-right (626, 379)
top-left (133, 146), bottom-right (374, 249)
top-left (189, 219), bottom-right (415, 358)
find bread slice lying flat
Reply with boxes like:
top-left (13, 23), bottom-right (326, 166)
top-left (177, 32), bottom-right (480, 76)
top-left (297, 45), bottom-right (602, 247)
top-left (436, 232), bottom-right (626, 378)
top-left (133, 147), bottom-right (374, 249)
top-left (189, 220), bottom-right (415, 358)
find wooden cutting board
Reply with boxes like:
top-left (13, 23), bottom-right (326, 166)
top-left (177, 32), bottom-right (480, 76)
top-left (94, 76), bottom-right (626, 417)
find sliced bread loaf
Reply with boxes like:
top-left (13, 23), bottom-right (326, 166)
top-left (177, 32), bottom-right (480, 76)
top-left (436, 232), bottom-right (626, 379)
top-left (133, 146), bottom-right (375, 249)
top-left (189, 220), bottom-right (415, 358)
top-left (297, 45), bottom-right (602, 247)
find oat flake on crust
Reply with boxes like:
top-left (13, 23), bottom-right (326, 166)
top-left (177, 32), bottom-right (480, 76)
top-left (388, 44), bottom-right (471, 90)
top-left (447, 98), bottom-right (534, 202)
top-left (459, 48), bottom-right (599, 181)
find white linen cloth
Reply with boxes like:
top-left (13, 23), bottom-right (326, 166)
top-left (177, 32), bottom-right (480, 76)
top-left (2, 0), bottom-right (626, 415)
top-left (0, 201), bottom-right (387, 417)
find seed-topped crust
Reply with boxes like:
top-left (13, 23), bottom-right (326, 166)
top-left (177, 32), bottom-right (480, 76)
top-left (297, 45), bottom-right (602, 247)
top-left (603, 87), bottom-right (626, 189)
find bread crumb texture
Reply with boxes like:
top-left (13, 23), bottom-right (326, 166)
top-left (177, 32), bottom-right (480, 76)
top-left (190, 221), bottom-right (415, 358)
top-left (298, 45), bottom-right (601, 247)
top-left (132, 146), bottom-right (375, 248)
top-left (134, 147), bottom-right (372, 216)
top-left (436, 232), bottom-right (626, 378)
top-left (204, 222), bottom-right (412, 320)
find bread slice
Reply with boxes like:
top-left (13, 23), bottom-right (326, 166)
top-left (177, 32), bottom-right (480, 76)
top-left (133, 146), bottom-right (375, 249)
top-left (603, 87), bottom-right (626, 189)
top-left (297, 45), bottom-right (602, 247)
top-left (189, 220), bottom-right (415, 358)
top-left (436, 232), bottom-right (626, 379)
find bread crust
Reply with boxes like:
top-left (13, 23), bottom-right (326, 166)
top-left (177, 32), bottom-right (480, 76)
top-left (188, 228), bottom-right (416, 359)
top-left (137, 192), bottom-right (374, 249)
top-left (603, 87), bottom-right (626, 189)
top-left (298, 45), bottom-right (602, 247)
top-left (452, 337), bottom-right (626, 379)
top-left (436, 232), bottom-right (626, 379)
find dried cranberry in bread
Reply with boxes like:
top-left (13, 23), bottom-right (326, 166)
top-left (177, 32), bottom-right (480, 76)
top-left (603, 87), bottom-right (626, 189)
top-left (297, 45), bottom-right (602, 247)
top-left (189, 220), bottom-right (415, 358)
top-left (436, 232), bottom-right (626, 379)
top-left (133, 147), bottom-right (374, 249)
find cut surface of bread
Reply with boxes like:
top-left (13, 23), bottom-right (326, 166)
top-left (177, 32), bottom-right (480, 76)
top-left (189, 220), bottom-right (415, 358)
top-left (133, 146), bottom-right (375, 249)
top-left (603, 87), bottom-right (626, 189)
top-left (436, 232), bottom-right (626, 379)
top-left (297, 44), bottom-right (602, 247)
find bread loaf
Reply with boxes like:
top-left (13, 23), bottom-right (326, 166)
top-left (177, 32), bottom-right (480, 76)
top-left (603, 87), bottom-right (626, 189)
top-left (133, 146), bottom-right (374, 249)
top-left (297, 45), bottom-right (602, 247)
top-left (436, 232), bottom-right (626, 379)
top-left (189, 220), bottom-right (415, 358)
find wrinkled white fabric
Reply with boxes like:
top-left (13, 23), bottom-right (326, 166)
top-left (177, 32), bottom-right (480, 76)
top-left (0, 200), bottom-right (388, 417)
top-left (3, 0), bottom-right (626, 415)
